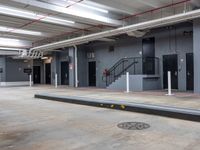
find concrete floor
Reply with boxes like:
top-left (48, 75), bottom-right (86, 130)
top-left (0, 86), bottom-right (200, 150)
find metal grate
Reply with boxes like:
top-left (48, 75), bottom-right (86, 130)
top-left (117, 122), bottom-right (150, 130)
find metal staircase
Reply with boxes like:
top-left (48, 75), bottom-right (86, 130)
top-left (103, 57), bottom-right (159, 86)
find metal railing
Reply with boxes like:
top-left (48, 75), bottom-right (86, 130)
top-left (104, 57), bottom-right (159, 86)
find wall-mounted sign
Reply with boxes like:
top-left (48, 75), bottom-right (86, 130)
top-left (87, 51), bottom-right (95, 59)
top-left (24, 68), bottom-right (32, 74)
top-left (0, 68), bottom-right (3, 73)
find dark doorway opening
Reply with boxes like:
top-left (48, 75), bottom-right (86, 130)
top-left (45, 63), bottom-right (51, 84)
top-left (33, 66), bottom-right (41, 84)
top-left (163, 54), bottom-right (178, 89)
top-left (61, 61), bottom-right (69, 85)
top-left (186, 53), bottom-right (194, 91)
top-left (88, 61), bottom-right (96, 86)
top-left (142, 37), bottom-right (155, 74)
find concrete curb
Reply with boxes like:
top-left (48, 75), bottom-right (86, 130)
top-left (35, 93), bottom-right (200, 122)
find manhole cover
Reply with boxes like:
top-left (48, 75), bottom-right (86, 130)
top-left (117, 122), bottom-right (150, 130)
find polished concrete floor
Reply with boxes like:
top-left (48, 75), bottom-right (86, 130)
top-left (0, 86), bottom-right (200, 150)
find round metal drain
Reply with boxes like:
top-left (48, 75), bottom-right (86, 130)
top-left (117, 122), bottom-right (150, 130)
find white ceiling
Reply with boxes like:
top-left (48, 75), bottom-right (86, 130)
top-left (0, 0), bottom-right (194, 48)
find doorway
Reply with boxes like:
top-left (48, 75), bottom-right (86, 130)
top-left (186, 53), bottom-right (194, 91)
top-left (88, 61), bottom-right (96, 86)
top-left (142, 37), bottom-right (155, 74)
top-left (33, 66), bottom-right (41, 84)
top-left (163, 54), bottom-right (178, 89)
top-left (45, 63), bottom-right (51, 84)
top-left (61, 61), bottom-right (69, 85)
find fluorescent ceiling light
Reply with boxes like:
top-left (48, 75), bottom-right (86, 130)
top-left (41, 16), bottom-right (75, 24)
top-left (0, 5), bottom-right (75, 26)
top-left (0, 26), bottom-right (43, 36)
top-left (78, 3), bottom-right (109, 14)
top-left (67, 0), bottom-right (109, 13)
top-left (0, 38), bottom-right (31, 47)
top-left (0, 47), bottom-right (26, 51)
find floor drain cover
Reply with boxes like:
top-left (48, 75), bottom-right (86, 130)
top-left (117, 122), bottom-right (150, 130)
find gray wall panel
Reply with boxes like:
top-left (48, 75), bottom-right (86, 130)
top-left (77, 24), bottom-right (193, 91)
top-left (5, 57), bottom-right (32, 82)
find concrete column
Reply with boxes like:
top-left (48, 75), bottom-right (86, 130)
top-left (51, 52), bottom-right (59, 85)
top-left (68, 47), bottom-right (75, 87)
top-left (193, 19), bottom-right (200, 93)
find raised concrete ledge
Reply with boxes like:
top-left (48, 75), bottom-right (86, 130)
top-left (35, 93), bottom-right (200, 122)
top-left (0, 81), bottom-right (32, 87)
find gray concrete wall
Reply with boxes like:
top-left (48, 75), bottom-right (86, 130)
top-left (77, 23), bottom-right (193, 91)
top-left (5, 57), bottom-right (32, 82)
top-left (107, 75), bottom-right (160, 92)
top-left (107, 75), bottom-right (143, 92)
top-left (0, 56), bottom-right (6, 82)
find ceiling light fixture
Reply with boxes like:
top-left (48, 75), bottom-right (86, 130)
top-left (67, 0), bottom-right (109, 13)
top-left (0, 26), bottom-right (43, 36)
top-left (78, 3), bottom-right (109, 14)
top-left (42, 16), bottom-right (75, 24)
top-left (0, 38), bottom-right (25, 47)
top-left (0, 5), bottom-right (75, 26)
top-left (0, 47), bottom-right (26, 51)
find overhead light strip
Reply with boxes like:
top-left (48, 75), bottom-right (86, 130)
top-left (0, 38), bottom-right (29, 47)
top-left (0, 26), bottom-right (43, 36)
top-left (0, 47), bottom-right (26, 51)
top-left (0, 5), bottom-right (75, 26)
top-left (67, 0), bottom-right (109, 13)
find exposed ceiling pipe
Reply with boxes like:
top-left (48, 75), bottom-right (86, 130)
top-left (0, 47), bottom-right (26, 51)
top-left (33, 0), bottom-right (189, 46)
top-left (30, 8), bottom-right (200, 52)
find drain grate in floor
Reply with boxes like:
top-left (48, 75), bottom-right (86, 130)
top-left (117, 122), bottom-right (150, 130)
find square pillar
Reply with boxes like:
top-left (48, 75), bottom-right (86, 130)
top-left (193, 19), bottom-right (200, 93)
top-left (68, 47), bottom-right (75, 87)
top-left (51, 52), bottom-right (59, 85)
